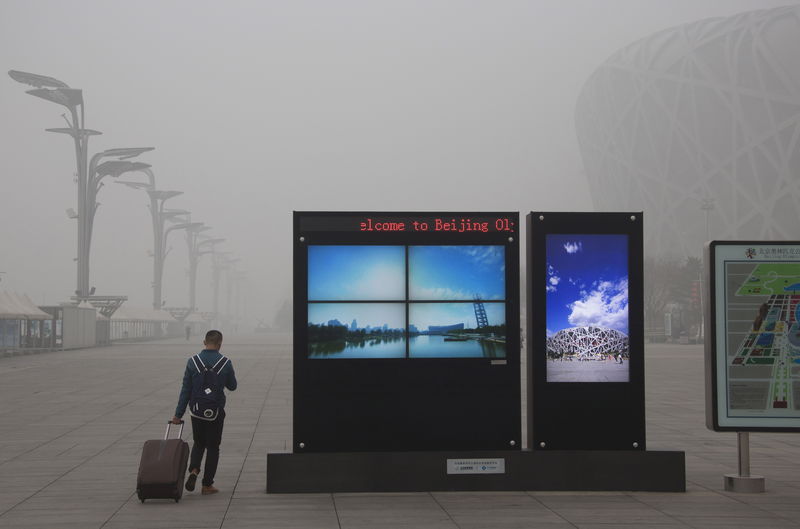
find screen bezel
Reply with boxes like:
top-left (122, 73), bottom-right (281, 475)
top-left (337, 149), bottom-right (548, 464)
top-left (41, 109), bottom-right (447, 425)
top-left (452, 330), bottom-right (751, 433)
top-left (294, 211), bottom-right (521, 452)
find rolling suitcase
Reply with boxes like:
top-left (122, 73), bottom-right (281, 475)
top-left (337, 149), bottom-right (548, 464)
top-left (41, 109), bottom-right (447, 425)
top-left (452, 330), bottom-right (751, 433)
top-left (136, 421), bottom-right (190, 503)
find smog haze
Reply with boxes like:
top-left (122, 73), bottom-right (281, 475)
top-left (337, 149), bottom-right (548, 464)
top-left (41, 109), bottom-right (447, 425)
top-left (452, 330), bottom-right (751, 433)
top-left (1, 0), bottom-right (793, 327)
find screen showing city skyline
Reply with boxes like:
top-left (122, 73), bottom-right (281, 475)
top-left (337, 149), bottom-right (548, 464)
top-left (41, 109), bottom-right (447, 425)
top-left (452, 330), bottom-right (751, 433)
top-left (545, 234), bottom-right (629, 382)
top-left (307, 245), bottom-right (507, 359)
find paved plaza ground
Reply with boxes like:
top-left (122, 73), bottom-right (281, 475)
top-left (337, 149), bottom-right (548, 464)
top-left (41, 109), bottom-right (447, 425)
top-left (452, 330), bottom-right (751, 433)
top-left (2, 334), bottom-right (800, 528)
top-left (546, 357), bottom-right (629, 382)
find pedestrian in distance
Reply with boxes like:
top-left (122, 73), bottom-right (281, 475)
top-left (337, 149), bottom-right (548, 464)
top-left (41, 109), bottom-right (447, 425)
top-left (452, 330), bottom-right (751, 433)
top-left (172, 330), bottom-right (237, 495)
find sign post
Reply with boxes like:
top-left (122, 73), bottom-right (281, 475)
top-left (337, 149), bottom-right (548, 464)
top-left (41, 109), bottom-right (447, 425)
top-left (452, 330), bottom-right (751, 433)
top-left (705, 241), bottom-right (800, 492)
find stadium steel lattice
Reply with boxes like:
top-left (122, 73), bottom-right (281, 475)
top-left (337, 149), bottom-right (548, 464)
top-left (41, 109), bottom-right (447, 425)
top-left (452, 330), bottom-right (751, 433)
top-left (546, 326), bottom-right (629, 358)
top-left (576, 5), bottom-right (800, 258)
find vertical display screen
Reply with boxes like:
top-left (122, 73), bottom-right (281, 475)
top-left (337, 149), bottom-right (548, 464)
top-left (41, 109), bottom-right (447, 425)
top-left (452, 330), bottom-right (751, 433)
top-left (545, 234), bottom-right (629, 382)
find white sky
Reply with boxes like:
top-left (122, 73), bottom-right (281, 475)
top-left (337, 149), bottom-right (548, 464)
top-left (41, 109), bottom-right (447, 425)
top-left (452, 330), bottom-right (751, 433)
top-left (1, 0), bottom-right (795, 326)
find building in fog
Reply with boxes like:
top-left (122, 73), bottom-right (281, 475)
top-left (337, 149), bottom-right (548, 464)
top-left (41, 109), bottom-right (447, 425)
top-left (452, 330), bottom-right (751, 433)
top-left (576, 5), bottom-right (800, 258)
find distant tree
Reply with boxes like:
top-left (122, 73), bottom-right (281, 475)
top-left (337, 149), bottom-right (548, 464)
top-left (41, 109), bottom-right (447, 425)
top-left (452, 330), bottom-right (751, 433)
top-left (643, 256), bottom-right (682, 330)
top-left (643, 255), bottom-right (703, 336)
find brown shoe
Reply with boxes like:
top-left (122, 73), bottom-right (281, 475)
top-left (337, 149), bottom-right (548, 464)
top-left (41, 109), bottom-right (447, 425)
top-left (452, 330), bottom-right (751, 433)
top-left (201, 485), bottom-right (219, 495)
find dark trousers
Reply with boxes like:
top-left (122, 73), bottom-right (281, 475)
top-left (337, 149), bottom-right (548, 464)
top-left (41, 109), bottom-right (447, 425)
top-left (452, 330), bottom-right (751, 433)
top-left (190, 409), bottom-right (225, 486)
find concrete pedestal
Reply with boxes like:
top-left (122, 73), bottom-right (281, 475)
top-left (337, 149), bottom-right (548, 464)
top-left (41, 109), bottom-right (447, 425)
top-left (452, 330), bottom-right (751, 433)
top-left (267, 449), bottom-right (685, 493)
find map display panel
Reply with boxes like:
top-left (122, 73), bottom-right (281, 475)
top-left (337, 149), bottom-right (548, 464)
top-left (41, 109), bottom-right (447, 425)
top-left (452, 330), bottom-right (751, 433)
top-left (712, 243), bottom-right (800, 429)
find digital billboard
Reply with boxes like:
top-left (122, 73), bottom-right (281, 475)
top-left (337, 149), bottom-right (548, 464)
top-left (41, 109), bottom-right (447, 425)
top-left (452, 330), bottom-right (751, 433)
top-left (527, 212), bottom-right (644, 451)
top-left (706, 241), bottom-right (800, 431)
top-left (545, 234), bottom-right (629, 382)
top-left (294, 211), bottom-right (520, 452)
top-left (307, 244), bottom-right (507, 359)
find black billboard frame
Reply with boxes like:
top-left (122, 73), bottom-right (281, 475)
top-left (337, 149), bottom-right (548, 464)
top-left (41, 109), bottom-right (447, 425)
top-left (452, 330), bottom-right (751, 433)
top-left (704, 240), bottom-right (800, 433)
top-left (527, 212), bottom-right (646, 450)
top-left (293, 211), bottom-right (521, 453)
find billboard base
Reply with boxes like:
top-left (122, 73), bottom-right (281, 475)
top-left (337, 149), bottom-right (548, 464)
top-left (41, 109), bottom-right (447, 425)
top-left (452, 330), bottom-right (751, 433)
top-left (724, 474), bottom-right (765, 493)
top-left (266, 450), bottom-right (685, 493)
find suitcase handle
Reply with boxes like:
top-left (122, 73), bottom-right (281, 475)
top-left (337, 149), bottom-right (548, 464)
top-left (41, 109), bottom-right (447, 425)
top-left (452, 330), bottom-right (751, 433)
top-left (165, 420), bottom-right (184, 440)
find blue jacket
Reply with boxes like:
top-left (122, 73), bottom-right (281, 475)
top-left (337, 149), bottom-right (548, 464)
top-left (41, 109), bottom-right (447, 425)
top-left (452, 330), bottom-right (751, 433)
top-left (175, 349), bottom-right (237, 418)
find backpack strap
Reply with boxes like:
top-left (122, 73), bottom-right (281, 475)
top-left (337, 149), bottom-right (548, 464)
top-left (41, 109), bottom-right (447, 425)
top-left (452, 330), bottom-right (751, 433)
top-left (211, 355), bottom-right (229, 374)
top-left (190, 354), bottom-right (206, 374)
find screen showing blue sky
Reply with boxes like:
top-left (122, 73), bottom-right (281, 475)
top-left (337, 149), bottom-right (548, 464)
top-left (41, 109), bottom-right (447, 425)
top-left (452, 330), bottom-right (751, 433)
top-left (410, 302), bottom-right (505, 331)
top-left (409, 246), bottom-right (505, 300)
top-left (546, 234), bottom-right (628, 336)
top-left (308, 303), bottom-right (405, 330)
top-left (308, 246), bottom-right (405, 300)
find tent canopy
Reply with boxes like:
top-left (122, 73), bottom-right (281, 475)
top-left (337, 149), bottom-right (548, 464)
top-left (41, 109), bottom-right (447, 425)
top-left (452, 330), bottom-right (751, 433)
top-left (0, 292), bottom-right (51, 320)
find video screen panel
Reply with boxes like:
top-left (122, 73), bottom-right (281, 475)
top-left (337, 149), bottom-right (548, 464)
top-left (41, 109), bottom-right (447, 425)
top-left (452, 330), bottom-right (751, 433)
top-left (307, 303), bottom-right (406, 359)
top-left (409, 302), bottom-right (506, 358)
top-left (307, 244), bottom-right (507, 359)
top-left (545, 234), bottom-right (629, 382)
top-left (409, 246), bottom-right (505, 300)
top-left (308, 245), bottom-right (405, 301)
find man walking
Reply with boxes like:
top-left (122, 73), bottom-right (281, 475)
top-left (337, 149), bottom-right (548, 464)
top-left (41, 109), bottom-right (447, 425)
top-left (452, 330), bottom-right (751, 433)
top-left (172, 330), bottom-right (237, 495)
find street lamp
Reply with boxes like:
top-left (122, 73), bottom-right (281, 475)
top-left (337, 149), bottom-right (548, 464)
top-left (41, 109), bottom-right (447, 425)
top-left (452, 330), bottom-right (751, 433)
top-left (116, 174), bottom-right (187, 310)
top-left (212, 253), bottom-right (239, 327)
top-left (700, 197), bottom-right (715, 244)
top-left (698, 196), bottom-right (716, 342)
top-left (191, 237), bottom-right (225, 313)
top-left (9, 70), bottom-right (153, 301)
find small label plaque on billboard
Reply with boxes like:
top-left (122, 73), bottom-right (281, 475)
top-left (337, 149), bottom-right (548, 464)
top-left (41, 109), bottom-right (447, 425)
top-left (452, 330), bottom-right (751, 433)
top-left (446, 458), bottom-right (505, 474)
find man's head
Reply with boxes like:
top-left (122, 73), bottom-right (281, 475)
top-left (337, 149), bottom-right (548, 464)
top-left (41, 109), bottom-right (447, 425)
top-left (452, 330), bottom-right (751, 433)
top-left (204, 330), bottom-right (223, 350)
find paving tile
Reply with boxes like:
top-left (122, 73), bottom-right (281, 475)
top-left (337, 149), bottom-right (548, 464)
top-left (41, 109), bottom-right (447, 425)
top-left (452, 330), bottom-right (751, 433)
top-left (1, 338), bottom-right (800, 528)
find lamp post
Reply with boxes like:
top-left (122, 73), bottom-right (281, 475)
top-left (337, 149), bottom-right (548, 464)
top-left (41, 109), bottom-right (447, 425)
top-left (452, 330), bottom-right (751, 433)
top-left (698, 196), bottom-right (716, 342)
top-left (210, 251), bottom-right (237, 326)
top-left (701, 197), bottom-right (715, 244)
top-left (161, 221), bottom-right (204, 308)
top-left (192, 237), bottom-right (225, 314)
top-left (9, 70), bottom-right (153, 300)
top-left (116, 175), bottom-right (191, 310)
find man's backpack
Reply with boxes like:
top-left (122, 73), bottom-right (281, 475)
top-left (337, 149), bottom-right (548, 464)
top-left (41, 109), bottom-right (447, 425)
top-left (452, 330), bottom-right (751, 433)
top-left (188, 355), bottom-right (229, 421)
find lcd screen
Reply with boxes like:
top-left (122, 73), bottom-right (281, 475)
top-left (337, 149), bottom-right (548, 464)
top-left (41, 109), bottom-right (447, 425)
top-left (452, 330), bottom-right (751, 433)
top-left (308, 245), bottom-right (405, 301)
top-left (409, 302), bottom-right (506, 358)
top-left (409, 245), bottom-right (505, 300)
top-left (307, 303), bottom-right (406, 358)
top-left (307, 244), bottom-right (507, 359)
top-left (545, 234), bottom-right (629, 382)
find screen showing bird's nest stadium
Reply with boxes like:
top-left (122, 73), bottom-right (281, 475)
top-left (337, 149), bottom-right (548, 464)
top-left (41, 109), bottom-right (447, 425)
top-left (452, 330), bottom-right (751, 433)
top-left (545, 234), bottom-right (629, 382)
top-left (307, 245), bottom-right (507, 359)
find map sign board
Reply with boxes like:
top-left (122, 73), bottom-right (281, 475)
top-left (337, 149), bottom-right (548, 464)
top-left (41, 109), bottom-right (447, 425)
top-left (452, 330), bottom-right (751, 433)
top-left (705, 241), bottom-right (800, 431)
